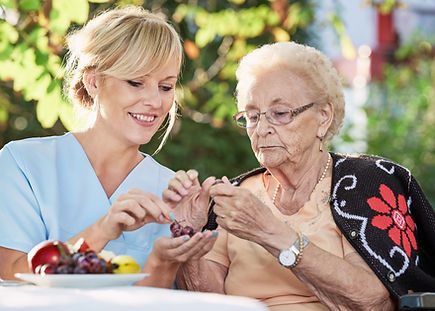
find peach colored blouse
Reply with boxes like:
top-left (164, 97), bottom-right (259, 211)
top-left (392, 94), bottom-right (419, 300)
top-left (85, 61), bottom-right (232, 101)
top-left (205, 173), bottom-right (357, 311)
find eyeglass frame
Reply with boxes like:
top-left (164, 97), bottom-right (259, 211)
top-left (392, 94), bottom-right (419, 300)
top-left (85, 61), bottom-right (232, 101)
top-left (233, 102), bottom-right (315, 129)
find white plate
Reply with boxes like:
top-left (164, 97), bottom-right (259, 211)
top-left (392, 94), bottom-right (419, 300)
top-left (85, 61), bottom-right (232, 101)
top-left (14, 273), bottom-right (149, 288)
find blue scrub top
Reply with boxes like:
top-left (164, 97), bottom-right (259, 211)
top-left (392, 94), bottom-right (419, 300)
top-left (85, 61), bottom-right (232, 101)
top-left (0, 133), bottom-right (174, 267)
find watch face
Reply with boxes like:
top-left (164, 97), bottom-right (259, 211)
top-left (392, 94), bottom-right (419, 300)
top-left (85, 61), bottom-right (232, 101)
top-left (278, 249), bottom-right (296, 267)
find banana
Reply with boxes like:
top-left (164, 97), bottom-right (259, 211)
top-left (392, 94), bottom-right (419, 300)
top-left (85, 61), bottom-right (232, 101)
top-left (111, 255), bottom-right (141, 274)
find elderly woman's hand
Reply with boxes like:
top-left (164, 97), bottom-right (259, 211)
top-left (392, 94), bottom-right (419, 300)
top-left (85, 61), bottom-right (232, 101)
top-left (210, 182), bottom-right (292, 251)
top-left (163, 170), bottom-right (216, 232)
top-left (97, 188), bottom-right (172, 241)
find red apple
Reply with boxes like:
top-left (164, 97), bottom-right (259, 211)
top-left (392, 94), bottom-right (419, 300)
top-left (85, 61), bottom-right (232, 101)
top-left (27, 240), bottom-right (71, 273)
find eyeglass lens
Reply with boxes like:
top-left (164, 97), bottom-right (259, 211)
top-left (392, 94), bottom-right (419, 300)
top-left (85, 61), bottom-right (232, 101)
top-left (234, 103), bottom-right (313, 128)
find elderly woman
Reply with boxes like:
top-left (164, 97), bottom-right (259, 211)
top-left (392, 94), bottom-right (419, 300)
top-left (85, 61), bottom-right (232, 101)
top-left (163, 42), bottom-right (435, 310)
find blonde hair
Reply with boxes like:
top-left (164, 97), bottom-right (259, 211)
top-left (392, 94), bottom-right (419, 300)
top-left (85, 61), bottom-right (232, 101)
top-left (235, 41), bottom-right (345, 142)
top-left (64, 6), bottom-right (183, 150)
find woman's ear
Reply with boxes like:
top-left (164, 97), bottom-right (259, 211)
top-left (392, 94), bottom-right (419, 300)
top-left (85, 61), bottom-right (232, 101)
top-left (83, 69), bottom-right (97, 99)
top-left (317, 102), bottom-right (334, 138)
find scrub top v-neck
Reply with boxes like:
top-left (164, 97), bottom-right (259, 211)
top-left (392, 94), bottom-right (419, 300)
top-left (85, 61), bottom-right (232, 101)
top-left (0, 133), bottom-right (174, 267)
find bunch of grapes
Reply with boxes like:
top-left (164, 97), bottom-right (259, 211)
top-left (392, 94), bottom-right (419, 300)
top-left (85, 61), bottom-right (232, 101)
top-left (71, 250), bottom-right (110, 274)
top-left (35, 250), bottom-right (111, 275)
top-left (170, 220), bottom-right (195, 238)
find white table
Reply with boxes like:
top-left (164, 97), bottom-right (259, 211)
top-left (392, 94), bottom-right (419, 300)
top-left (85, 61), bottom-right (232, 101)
top-left (0, 285), bottom-right (268, 311)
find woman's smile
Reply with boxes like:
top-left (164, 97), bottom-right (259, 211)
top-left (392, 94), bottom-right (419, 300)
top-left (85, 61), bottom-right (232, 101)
top-left (128, 112), bottom-right (158, 127)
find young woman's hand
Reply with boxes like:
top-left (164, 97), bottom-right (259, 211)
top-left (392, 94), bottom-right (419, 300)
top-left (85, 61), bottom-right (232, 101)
top-left (97, 188), bottom-right (172, 241)
top-left (151, 231), bottom-right (218, 263)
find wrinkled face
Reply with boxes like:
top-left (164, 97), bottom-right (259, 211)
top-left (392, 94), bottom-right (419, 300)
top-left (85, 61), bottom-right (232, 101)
top-left (93, 57), bottom-right (179, 147)
top-left (238, 67), bottom-right (321, 169)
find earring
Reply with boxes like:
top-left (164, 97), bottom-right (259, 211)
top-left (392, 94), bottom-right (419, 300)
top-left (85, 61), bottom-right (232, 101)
top-left (319, 137), bottom-right (323, 152)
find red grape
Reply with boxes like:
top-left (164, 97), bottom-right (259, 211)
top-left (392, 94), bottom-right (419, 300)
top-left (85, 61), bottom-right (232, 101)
top-left (73, 266), bottom-right (87, 274)
top-left (170, 220), bottom-right (196, 238)
top-left (56, 265), bottom-right (73, 274)
top-left (181, 226), bottom-right (194, 237)
top-left (170, 222), bottom-right (181, 232)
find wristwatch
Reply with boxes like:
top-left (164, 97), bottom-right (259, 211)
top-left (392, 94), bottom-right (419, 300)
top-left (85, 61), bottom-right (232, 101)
top-left (278, 232), bottom-right (309, 268)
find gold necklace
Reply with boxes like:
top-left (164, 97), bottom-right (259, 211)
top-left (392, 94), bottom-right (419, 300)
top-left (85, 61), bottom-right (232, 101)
top-left (271, 153), bottom-right (332, 205)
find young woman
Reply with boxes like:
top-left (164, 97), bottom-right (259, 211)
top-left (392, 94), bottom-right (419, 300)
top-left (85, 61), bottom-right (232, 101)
top-left (0, 6), bottom-right (216, 287)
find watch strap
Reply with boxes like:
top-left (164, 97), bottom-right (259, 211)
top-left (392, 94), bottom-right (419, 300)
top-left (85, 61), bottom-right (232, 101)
top-left (285, 232), bottom-right (310, 268)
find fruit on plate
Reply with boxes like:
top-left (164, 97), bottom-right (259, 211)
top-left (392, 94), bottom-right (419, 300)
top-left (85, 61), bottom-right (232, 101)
top-left (71, 250), bottom-right (109, 274)
top-left (170, 220), bottom-right (195, 238)
top-left (27, 239), bottom-right (139, 275)
top-left (28, 240), bottom-right (71, 273)
top-left (111, 255), bottom-right (141, 274)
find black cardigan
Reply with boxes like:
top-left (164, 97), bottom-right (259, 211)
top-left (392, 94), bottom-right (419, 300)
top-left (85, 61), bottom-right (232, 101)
top-left (204, 153), bottom-right (435, 297)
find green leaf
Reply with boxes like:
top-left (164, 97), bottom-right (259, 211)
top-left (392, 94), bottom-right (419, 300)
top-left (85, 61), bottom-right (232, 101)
top-left (59, 99), bottom-right (86, 131)
top-left (35, 50), bottom-right (49, 66)
top-left (23, 72), bottom-right (51, 101)
top-left (195, 27), bottom-right (216, 48)
top-left (173, 4), bottom-right (188, 22)
top-left (47, 79), bottom-right (57, 93)
top-left (88, 0), bottom-right (111, 2)
top-left (12, 48), bottom-right (45, 93)
top-left (67, 0), bottom-right (89, 24)
top-left (36, 84), bottom-right (62, 128)
top-left (49, 9), bottom-right (70, 34)
top-left (0, 0), bottom-right (17, 9)
top-left (46, 54), bottom-right (64, 78)
top-left (329, 12), bottom-right (344, 34)
top-left (220, 62), bottom-right (238, 79)
top-left (238, 8), bottom-right (266, 37)
top-left (0, 107), bottom-right (7, 123)
top-left (0, 91), bottom-right (10, 124)
top-left (19, 0), bottom-right (41, 11)
top-left (0, 44), bottom-right (13, 60)
top-left (0, 21), bottom-right (19, 43)
top-left (329, 12), bottom-right (355, 59)
top-left (379, 0), bottom-right (397, 14)
top-left (50, 0), bottom-right (89, 34)
top-left (0, 58), bottom-right (18, 80)
top-left (195, 11), bottom-right (210, 27)
top-left (27, 27), bottom-right (49, 53)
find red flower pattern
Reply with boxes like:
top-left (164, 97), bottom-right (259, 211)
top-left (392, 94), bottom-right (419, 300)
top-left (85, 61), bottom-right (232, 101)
top-left (367, 184), bottom-right (417, 257)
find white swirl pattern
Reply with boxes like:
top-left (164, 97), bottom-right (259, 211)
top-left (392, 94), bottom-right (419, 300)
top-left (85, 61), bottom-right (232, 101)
top-left (332, 159), bottom-right (409, 278)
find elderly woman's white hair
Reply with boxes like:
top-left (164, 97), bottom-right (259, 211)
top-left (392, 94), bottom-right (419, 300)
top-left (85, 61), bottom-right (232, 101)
top-left (235, 41), bottom-right (345, 142)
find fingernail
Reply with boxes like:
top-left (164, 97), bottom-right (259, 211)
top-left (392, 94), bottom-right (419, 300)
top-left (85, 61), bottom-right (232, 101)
top-left (183, 237), bottom-right (189, 242)
top-left (212, 231), bottom-right (218, 238)
top-left (158, 215), bottom-right (165, 222)
top-left (183, 181), bottom-right (192, 188)
top-left (169, 213), bottom-right (176, 221)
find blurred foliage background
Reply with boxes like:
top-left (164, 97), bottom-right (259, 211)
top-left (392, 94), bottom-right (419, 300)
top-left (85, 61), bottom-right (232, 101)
top-left (0, 0), bottom-right (434, 205)
top-left (365, 36), bottom-right (435, 204)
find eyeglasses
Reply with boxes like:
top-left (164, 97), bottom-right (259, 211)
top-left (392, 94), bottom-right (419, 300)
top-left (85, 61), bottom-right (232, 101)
top-left (233, 103), bottom-right (314, 128)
